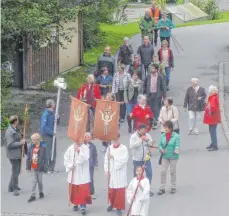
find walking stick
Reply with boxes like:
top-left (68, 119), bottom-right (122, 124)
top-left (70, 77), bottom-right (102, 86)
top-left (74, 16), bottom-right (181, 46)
top-left (68, 144), bottom-right (77, 206)
top-left (20, 104), bottom-right (29, 174)
top-left (171, 34), bottom-right (184, 51)
top-left (126, 160), bottom-right (147, 216)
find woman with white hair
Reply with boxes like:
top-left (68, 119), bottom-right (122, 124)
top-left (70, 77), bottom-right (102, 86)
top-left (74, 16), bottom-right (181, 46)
top-left (77, 74), bottom-right (101, 110)
top-left (130, 94), bottom-right (153, 132)
top-left (203, 85), bottom-right (221, 151)
top-left (183, 77), bottom-right (207, 135)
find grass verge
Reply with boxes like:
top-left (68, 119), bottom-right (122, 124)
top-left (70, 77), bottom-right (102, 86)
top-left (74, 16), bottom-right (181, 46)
top-left (42, 22), bottom-right (140, 92)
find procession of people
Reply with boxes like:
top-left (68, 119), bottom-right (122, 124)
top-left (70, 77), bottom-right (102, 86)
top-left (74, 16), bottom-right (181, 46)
top-left (4, 1), bottom-right (222, 216)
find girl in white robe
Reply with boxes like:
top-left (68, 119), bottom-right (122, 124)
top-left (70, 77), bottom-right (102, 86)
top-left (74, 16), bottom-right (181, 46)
top-left (127, 166), bottom-right (150, 216)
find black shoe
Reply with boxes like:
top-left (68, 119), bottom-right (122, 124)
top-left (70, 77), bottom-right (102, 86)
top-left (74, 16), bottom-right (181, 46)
top-left (157, 189), bottom-right (165, 195)
top-left (13, 190), bottom-right (19, 196)
top-left (39, 192), bottom-right (44, 199)
top-left (8, 187), bottom-right (13, 192)
top-left (81, 209), bottom-right (86, 215)
top-left (120, 119), bottom-right (125, 123)
top-left (170, 188), bottom-right (176, 194)
top-left (167, 86), bottom-right (170, 91)
top-left (73, 205), bottom-right (79, 211)
top-left (206, 144), bottom-right (213, 149)
top-left (208, 146), bottom-right (219, 151)
top-left (28, 196), bottom-right (36, 202)
top-left (150, 191), bottom-right (154, 196)
top-left (16, 186), bottom-right (21, 191)
top-left (107, 205), bottom-right (113, 212)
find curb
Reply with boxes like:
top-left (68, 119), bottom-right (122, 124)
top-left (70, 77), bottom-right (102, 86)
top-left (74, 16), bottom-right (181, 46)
top-left (218, 62), bottom-right (229, 144)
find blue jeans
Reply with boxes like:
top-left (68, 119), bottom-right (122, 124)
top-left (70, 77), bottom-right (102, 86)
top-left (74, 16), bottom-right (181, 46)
top-left (133, 160), bottom-right (152, 184)
top-left (126, 102), bottom-right (137, 116)
top-left (165, 67), bottom-right (171, 81)
top-left (209, 124), bottom-right (218, 147)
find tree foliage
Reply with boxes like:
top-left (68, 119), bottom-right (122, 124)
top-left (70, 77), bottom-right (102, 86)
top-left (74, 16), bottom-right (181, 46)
top-left (1, 0), bottom-right (79, 62)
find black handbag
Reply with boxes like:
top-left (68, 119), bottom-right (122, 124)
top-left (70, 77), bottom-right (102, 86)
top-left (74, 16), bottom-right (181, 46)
top-left (158, 142), bottom-right (169, 165)
top-left (172, 106), bottom-right (180, 134)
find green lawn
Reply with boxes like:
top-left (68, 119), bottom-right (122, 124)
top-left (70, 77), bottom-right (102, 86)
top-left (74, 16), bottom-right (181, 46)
top-left (84, 22), bottom-right (140, 65)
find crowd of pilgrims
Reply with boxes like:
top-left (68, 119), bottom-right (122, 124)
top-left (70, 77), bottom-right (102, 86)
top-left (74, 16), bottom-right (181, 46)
top-left (4, 1), bottom-right (222, 216)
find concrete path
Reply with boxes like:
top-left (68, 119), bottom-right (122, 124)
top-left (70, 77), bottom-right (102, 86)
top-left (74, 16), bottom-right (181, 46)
top-left (1, 23), bottom-right (229, 216)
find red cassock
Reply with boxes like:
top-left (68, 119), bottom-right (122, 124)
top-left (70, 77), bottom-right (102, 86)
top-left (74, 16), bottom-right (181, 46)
top-left (203, 94), bottom-right (221, 125)
top-left (69, 183), bottom-right (92, 205)
top-left (131, 104), bottom-right (153, 132)
top-left (76, 83), bottom-right (101, 108)
top-left (109, 188), bottom-right (125, 210)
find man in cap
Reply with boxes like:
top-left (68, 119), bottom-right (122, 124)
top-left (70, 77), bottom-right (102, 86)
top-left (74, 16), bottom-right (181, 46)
top-left (157, 11), bottom-right (175, 46)
top-left (40, 99), bottom-right (59, 173)
top-left (5, 115), bottom-right (26, 196)
top-left (118, 37), bottom-right (134, 73)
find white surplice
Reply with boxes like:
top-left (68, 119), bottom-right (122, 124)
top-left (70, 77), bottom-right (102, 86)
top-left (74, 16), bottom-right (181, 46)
top-left (64, 144), bottom-right (90, 185)
top-left (104, 144), bottom-right (128, 188)
top-left (127, 177), bottom-right (150, 216)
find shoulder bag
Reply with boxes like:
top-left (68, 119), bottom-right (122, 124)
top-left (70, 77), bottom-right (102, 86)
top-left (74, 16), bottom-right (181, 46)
top-left (172, 106), bottom-right (180, 134)
top-left (158, 141), bottom-right (169, 165)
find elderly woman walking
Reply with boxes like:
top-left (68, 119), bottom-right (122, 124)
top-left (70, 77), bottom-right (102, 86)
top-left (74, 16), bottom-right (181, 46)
top-left (158, 40), bottom-right (174, 91)
top-left (125, 72), bottom-right (143, 133)
top-left (130, 94), bottom-right (153, 132)
top-left (158, 120), bottom-right (180, 195)
top-left (204, 85), bottom-right (221, 151)
top-left (183, 78), bottom-right (207, 135)
top-left (159, 97), bottom-right (179, 134)
top-left (112, 63), bottom-right (131, 123)
top-left (77, 74), bottom-right (102, 112)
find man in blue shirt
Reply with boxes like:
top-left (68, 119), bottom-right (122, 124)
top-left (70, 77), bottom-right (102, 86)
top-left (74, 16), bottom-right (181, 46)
top-left (96, 67), bottom-right (113, 98)
top-left (40, 99), bottom-right (58, 173)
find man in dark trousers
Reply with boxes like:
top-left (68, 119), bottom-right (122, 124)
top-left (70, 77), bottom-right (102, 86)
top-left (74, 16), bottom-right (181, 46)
top-left (96, 46), bottom-right (116, 77)
top-left (5, 115), bottom-right (27, 196)
top-left (40, 99), bottom-right (59, 173)
top-left (144, 64), bottom-right (167, 125)
top-left (118, 37), bottom-right (134, 73)
top-left (84, 132), bottom-right (98, 200)
top-left (137, 36), bottom-right (154, 82)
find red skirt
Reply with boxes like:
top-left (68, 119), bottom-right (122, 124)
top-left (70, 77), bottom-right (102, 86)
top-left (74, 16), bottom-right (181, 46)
top-left (69, 183), bottom-right (92, 205)
top-left (109, 188), bottom-right (125, 210)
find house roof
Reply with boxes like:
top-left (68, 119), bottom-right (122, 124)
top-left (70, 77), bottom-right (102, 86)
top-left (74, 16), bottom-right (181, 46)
top-left (165, 3), bottom-right (208, 22)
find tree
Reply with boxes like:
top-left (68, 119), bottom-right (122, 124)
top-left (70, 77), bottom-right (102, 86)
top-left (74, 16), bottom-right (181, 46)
top-left (1, 0), bottom-right (79, 62)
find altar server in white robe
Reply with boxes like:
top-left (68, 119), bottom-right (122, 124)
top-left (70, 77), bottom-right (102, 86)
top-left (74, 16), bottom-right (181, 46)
top-left (127, 166), bottom-right (150, 216)
top-left (64, 143), bottom-right (92, 215)
top-left (104, 133), bottom-right (129, 216)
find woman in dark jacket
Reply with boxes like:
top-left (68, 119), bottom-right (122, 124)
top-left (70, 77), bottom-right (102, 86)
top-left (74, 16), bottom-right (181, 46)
top-left (158, 40), bottom-right (174, 91)
top-left (203, 85), bottom-right (221, 151)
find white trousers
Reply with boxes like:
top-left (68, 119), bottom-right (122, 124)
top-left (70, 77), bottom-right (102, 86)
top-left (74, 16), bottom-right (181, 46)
top-left (188, 111), bottom-right (202, 132)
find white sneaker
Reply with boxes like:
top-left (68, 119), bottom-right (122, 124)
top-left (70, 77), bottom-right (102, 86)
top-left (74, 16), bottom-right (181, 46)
top-left (91, 194), bottom-right (96, 199)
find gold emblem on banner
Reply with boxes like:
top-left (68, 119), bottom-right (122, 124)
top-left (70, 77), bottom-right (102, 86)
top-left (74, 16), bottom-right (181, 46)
top-left (72, 107), bottom-right (85, 133)
top-left (100, 105), bottom-right (116, 135)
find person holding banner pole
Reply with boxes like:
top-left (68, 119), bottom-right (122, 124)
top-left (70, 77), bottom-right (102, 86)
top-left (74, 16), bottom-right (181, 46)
top-left (104, 133), bottom-right (128, 216)
top-left (64, 142), bottom-right (92, 215)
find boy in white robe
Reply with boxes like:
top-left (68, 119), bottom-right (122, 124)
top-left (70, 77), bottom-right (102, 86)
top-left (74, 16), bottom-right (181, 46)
top-left (64, 143), bottom-right (92, 215)
top-left (104, 134), bottom-right (128, 216)
top-left (127, 166), bottom-right (150, 216)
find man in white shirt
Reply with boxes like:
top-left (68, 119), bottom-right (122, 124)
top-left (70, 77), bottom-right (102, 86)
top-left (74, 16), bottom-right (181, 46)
top-left (104, 133), bottom-right (128, 216)
top-left (64, 142), bottom-right (91, 215)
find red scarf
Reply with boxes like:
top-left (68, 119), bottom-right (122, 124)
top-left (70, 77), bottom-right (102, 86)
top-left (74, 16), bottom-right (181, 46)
top-left (133, 61), bottom-right (139, 69)
top-left (165, 132), bottom-right (172, 144)
top-left (159, 48), bottom-right (171, 64)
top-left (137, 176), bottom-right (144, 181)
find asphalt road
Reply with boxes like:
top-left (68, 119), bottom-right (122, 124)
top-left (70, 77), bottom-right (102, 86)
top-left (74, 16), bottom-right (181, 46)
top-left (1, 23), bottom-right (229, 216)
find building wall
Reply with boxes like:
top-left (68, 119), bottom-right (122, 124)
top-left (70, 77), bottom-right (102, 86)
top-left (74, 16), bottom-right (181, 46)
top-left (59, 17), bottom-right (80, 73)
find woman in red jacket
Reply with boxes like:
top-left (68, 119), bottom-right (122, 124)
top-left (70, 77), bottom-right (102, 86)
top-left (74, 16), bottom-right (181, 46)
top-left (203, 85), bottom-right (221, 151)
top-left (77, 74), bottom-right (101, 112)
top-left (130, 94), bottom-right (153, 132)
